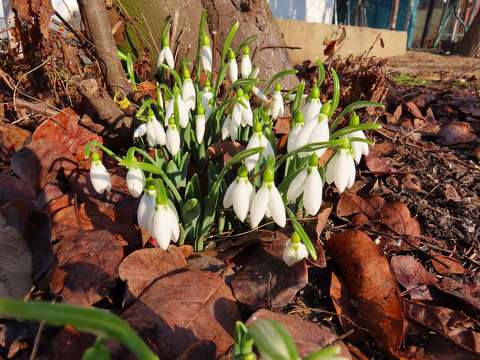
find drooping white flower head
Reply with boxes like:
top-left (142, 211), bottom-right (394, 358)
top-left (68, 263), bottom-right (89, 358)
top-left (345, 113), bottom-right (369, 163)
top-left (166, 116), bottom-right (181, 156)
top-left (156, 82), bottom-right (164, 110)
top-left (201, 82), bottom-right (214, 120)
top-left (287, 154), bottom-right (323, 216)
top-left (133, 123), bottom-right (147, 138)
top-left (148, 181), bottom-right (179, 250)
top-left (166, 87), bottom-right (189, 128)
top-left (304, 107), bottom-right (330, 158)
top-left (287, 111), bottom-right (310, 154)
top-left (157, 36), bottom-right (175, 69)
top-left (223, 165), bottom-right (255, 222)
top-left (146, 109), bottom-right (166, 147)
top-left (252, 86), bottom-right (268, 103)
top-left (245, 123), bottom-right (275, 172)
top-left (325, 139), bottom-right (356, 193)
top-left (250, 167), bottom-right (286, 228)
top-left (126, 167), bottom-right (145, 198)
top-left (282, 232), bottom-right (308, 266)
top-left (240, 46), bottom-right (252, 78)
top-left (195, 104), bottom-right (206, 144)
top-left (302, 86), bottom-right (322, 124)
top-left (181, 66), bottom-right (196, 111)
top-left (227, 48), bottom-right (238, 82)
top-left (199, 33), bottom-right (213, 73)
top-left (221, 114), bottom-right (241, 141)
top-left (89, 152), bottom-right (111, 194)
top-left (270, 82), bottom-right (284, 120)
top-left (232, 89), bottom-right (253, 128)
top-left (137, 184), bottom-right (156, 231)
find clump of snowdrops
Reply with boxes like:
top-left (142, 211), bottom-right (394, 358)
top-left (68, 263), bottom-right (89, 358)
top-left (85, 13), bottom-right (383, 266)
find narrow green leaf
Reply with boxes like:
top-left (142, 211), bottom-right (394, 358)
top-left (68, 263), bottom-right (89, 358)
top-left (304, 345), bottom-right (342, 360)
top-left (235, 35), bottom-right (257, 56)
top-left (159, 64), bottom-right (182, 86)
top-left (329, 68), bottom-right (340, 118)
top-left (291, 80), bottom-right (305, 114)
top-left (286, 207), bottom-right (317, 260)
top-left (331, 101), bottom-right (384, 131)
top-left (315, 58), bottom-right (326, 86)
top-left (264, 69), bottom-right (298, 94)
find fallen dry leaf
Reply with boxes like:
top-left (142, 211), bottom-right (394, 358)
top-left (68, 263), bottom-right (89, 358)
top-left (0, 173), bottom-right (35, 207)
top-left (247, 309), bottom-right (352, 359)
top-left (436, 121), bottom-right (477, 145)
top-left (50, 229), bottom-right (125, 306)
top-left (390, 256), bottom-right (436, 301)
top-left (274, 116), bottom-right (291, 134)
top-left (122, 270), bottom-right (240, 359)
top-left (336, 191), bottom-right (385, 218)
top-left (364, 151), bottom-right (397, 174)
top-left (231, 231), bottom-right (308, 310)
top-left (400, 174), bottom-right (422, 192)
top-left (431, 255), bottom-right (467, 276)
top-left (406, 101), bottom-right (424, 119)
top-left (406, 302), bottom-right (480, 354)
top-left (0, 121), bottom-right (30, 163)
top-left (326, 230), bottom-right (406, 354)
top-left (379, 201), bottom-right (421, 237)
top-left (443, 184), bottom-right (461, 202)
top-left (119, 246), bottom-right (186, 299)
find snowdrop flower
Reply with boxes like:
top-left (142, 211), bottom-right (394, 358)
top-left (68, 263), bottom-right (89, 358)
top-left (245, 122), bottom-right (275, 171)
top-left (221, 115), bottom-right (240, 141)
top-left (287, 154), bottom-right (323, 215)
top-left (227, 48), bottom-right (238, 82)
top-left (325, 139), bottom-right (356, 193)
top-left (270, 82), bottom-right (284, 120)
top-left (252, 86), bottom-right (268, 103)
top-left (196, 104), bottom-right (206, 143)
top-left (166, 87), bottom-right (189, 128)
top-left (302, 86), bottom-right (322, 124)
top-left (240, 46), bottom-right (252, 78)
top-left (287, 112), bottom-right (309, 153)
top-left (145, 109), bottom-right (166, 147)
top-left (181, 66), bottom-right (196, 111)
top-left (346, 113), bottom-right (369, 163)
top-left (282, 232), bottom-right (308, 266)
top-left (232, 89), bottom-right (253, 128)
top-left (156, 82), bottom-right (164, 110)
top-left (137, 184), bottom-right (156, 230)
top-left (166, 116), bottom-right (181, 156)
top-left (157, 36), bottom-right (175, 69)
top-left (200, 33), bottom-right (212, 73)
top-left (89, 152), bottom-right (111, 194)
top-left (223, 165), bottom-right (254, 222)
top-left (201, 82), bottom-right (214, 120)
top-left (302, 103), bottom-right (330, 158)
top-left (250, 167), bottom-right (286, 228)
top-left (149, 183), bottom-right (179, 250)
top-left (126, 167), bottom-right (145, 198)
top-left (286, 93), bottom-right (308, 102)
top-left (133, 123), bottom-right (147, 138)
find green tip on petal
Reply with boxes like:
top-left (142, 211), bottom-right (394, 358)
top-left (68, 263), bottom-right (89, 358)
top-left (321, 100), bottom-right (331, 115)
top-left (91, 152), bottom-right (100, 162)
top-left (162, 35), bottom-right (169, 48)
top-left (237, 165), bottom-right (248, 178)
top-left (340, 137), bottom-right (350, 149)
top-left (182, 65), bottom-right (191, 79)
top-left (236, 88), bottom-right (244, 97)
top-left (147, 107), bottom-right (154, 118)
top-left (254, 120), bottom-right (262, 133)
top-left (204, 78), bottom-right (211, 88)
top-left (291, 231), bottom-right (301, 243)
top-left (201, 33), bottom-right (210, 46)
top-left (173, 85), bottom-right (180, 94)
top-left (311, 85), bottom-right (320, 99)
top-left (168, 116), bottom-right (176, 126)
top-left (350, 112), bottom-right (360, 126)
top-left (242, 46), bottom-right (250, 55)
top-left (274, 82), bottom-right (281, 92)
top-left (294, 111), bottom-right (304, 125)
top-left (263, 167), bottom-right (274, 183)
top-left (308, 153), bottom-right (318, 167)
top-left (227, 47), bottom-right (235, 60)
top-left (197, 103), bottom-right (205, 115)
top-left (146, 183), bottom-right (156, 191)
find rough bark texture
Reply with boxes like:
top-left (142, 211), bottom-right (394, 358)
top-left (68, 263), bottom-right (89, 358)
top-left (78, 0), bottom-right (131, 95)
top-left (457, 11), bottom-right (480, 57)
top-left (201, 0), bottom-right (297, 88)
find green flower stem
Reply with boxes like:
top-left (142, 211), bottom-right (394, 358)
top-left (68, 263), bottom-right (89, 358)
top-left (0, 299), bottom-right (158, 360)
top-left (85, 141), bottom-right (122, 162)
top-left (314, 58), bottom-right (326, 86)
top-left (329, 68), bottom-right (340, 118)
top-left (330, 101), bottom-right (385, 131)
top-left (331, 123), bottom-right (382, 138)
top-left (285, 207), bottom-right (317, 260)
top-left (263, 69), bottom-right (298, 94)
top-left (158, 64), bottom-right (182, 87)
top-left (213, 21), bottom-right (239, 99)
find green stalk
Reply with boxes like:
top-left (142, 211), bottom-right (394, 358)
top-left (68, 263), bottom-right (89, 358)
top-left (330, 101), bottom-right (384, 131)
top-left (213, 21), bottom-right (240, 98)
top-left (329, 68), bottom-right (340, 118)
top-left (263, 69), bottom-right (298, 94)
top-left (286, 207), bottom-right (317, 261)
top-left (331, 123), bottom-right (381, 138)
top-left (159, 64), bottom-right (182, 86)
top-left (315, 58), bottom-right (326, 86)
top-left (0, 299), bottom-right (158, 360)
top-left (235, 35), bottom-right (256, 56)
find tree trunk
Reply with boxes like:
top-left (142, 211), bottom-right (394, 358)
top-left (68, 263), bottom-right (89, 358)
top-left (457, 10), bottom-right (480, 57)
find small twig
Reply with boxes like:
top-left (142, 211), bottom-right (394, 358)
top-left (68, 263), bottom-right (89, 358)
top-left (29, 320), bottom-right (46, 360)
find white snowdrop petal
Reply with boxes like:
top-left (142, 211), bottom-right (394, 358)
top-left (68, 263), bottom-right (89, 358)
top-left (178, 97), bottom-right (190, 128)
top-left (196, 114), bottom-right (205, 143)
top-left (268, 185), bottom-right (286, 227)
top-left (325, 152), bottom-right (339, 185)
top-left (126, 168), bottom-right (145, 198)
top-left (232, 180), bottom-right (251, 222)
top-left (152, 118), bottom-right (166, 145)
top-left (137, 191), bottom-right (156, 230)
top-left (287, 125), bottom-right (302, 153)
top-left (200, 47), bottom-right (213, 72)
top-left (296, 242), bottom-right (309, 261)
top-left (346, 152), bottom-right (356, 189)
top-left (164, 47), bottom-right (175, 69)
top-left (250, 184), bottom-right (269, 228)
top-left (146, 121), bottom-right (156, 147)
top-left (245, 134), bottom-right (261, 171)
top-left (303, 99), bottom-right (322, 123)
top-left (240, 55), bottom-right (252, 78)
top-left (228, 59), bottom-right (238, 82)
top-left (151, 207), bottom-right (172, 250)
top-left (182, 79), bottom-right (196, 111)
top-left (303, 170), bottom-right (322, 215)
top-left (133, 123), bottom-right (147, 138)
top-left (287, 169), bottom-right (307, 202)
top-left (282, 240), bottom-right (298, 266)
top-left (167, 207), bottom-right (180, 242)
top-left (223, 180), bottom-right (236, 208)
top-left (335, 149), bottom-right (350, 193)
top-left (222, 117), bottom-right (231, 140)
top-left (165, 100), bottom-right (174, 125)
top-left (241, 100), bottom-right (253, 127)
top-left (232, 103), bottom-right (242, 127)
top-left (166, 127), bottom-right (180, 156)
top-left (90, 162), bottom-right (111, 193)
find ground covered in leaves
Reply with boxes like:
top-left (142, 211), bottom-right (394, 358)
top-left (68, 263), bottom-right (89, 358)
top-left (1, 33), bottom-right (479, 360)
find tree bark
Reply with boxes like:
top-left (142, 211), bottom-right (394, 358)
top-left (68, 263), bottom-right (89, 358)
top-left (78, 0), bottom-right (131, 96)
top-left (457, 10), bottom-right (480, 57)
